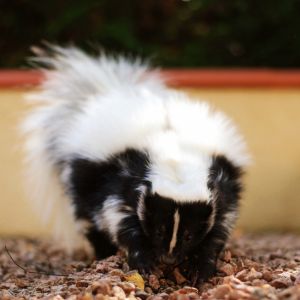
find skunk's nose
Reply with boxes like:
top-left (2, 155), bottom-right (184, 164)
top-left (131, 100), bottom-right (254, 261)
top-left (161, 254), bottom-right (176, 265)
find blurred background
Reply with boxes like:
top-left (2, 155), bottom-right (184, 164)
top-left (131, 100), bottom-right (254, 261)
top-left (0, 0), bottom-right (300, 238)
top-left (1, 0), bottom-right (300, 68)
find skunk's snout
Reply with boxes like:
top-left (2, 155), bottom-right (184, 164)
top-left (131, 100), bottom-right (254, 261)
top-left (160, 254), bottom-right (177, 265)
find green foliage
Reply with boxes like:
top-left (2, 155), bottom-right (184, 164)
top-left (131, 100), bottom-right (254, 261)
top-left (1, 0), bottom-right (300, 68)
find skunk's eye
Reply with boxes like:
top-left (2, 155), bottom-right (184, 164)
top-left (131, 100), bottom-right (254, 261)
top-left (183, 230), bottom-right (193, 242)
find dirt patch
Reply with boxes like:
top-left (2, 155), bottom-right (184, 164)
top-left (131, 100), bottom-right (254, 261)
top-left (0, 234), bottom-right (300, 299)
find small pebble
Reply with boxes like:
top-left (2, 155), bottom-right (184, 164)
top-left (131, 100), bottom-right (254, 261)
top-left (135, 290), bottom-right (150, 300)
top-left (157, 292), bottom-right (170, 300)
top-left (118, 282), bottom-right (136, 294)
top-left (75, 281), bottom-right (89, 288)
top-left (262, 270), bottom-right (274, 282)
top-left (109, 269), bottom-right (124, 277)
top-left (245, 268), bottom-right (263, 281)
top-left (112, 286), bottom-right (126, 300)
top-left (223, 250), bottom-right (232, 263)
top-left (271, 277), bottom-right (293, 289)
top-left (145, 287), bottom-right (153, 294)
top-left (295, 272), bottom-right (300, 285)
top-left (79, 293), bottom-right (94, 300)
top-left (228, 289), bottom-right (250, 300)
top-left (179, 287), bottom-right (198, 294)
top-left (219, 263), bottom-right (235, 276)
top-left (212, 284), bottom-right (231, 299)
top-left (91, 280), bottom-right (112, 295)
top-left (146, 296), bottom-right (164, 300)
top-left (173, 268), bottom-right (187, 284)
top-left (149, 275), bottom-right (160, 291)
top-left (122, 263), bottom-right (130, 273)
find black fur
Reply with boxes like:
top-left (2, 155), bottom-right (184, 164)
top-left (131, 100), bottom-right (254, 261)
top-left (69, 149), bottom-right (149, 219)
top-left (67, 149), bottom-right (243, 284)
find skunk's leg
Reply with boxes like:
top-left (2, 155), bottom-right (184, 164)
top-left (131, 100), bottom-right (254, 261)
top-left (86, 226), bottom-right (118, 260)
top-left (117, 215), bottom-right (154, 274)
top-left (186, 224), bottom-right (229, 285)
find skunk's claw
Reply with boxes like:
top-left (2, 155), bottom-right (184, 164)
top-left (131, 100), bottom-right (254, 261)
top-left (128, 250), bottom-right (155, 275)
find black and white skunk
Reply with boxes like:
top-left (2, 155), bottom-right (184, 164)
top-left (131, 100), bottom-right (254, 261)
top-left (22, 46), bottom-right (249, 284)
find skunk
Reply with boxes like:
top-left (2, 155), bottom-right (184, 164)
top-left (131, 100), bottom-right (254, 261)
top-left (22, 46), bottom-right (249, 284)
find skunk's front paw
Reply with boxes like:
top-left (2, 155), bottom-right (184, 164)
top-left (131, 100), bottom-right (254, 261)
top-left (184, 256), bottom-right (217, 286)
top-left (128, 249), bottom-right (155, 275)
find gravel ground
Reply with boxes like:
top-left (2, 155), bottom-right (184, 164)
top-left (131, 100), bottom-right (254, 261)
top-left (0, 234), bottom-right (300, 300)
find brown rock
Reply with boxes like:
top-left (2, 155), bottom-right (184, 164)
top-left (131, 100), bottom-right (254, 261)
top-left (187, 292), bottom-right (200, 300)
top-left (169, 292), bottom-right (190, 300)
top-left (95, 296), bottom-right (110, 300)
top-left (135, 290), bottom-right (150, 300)
top-left (109, 269), bottom-right (124, 277)
top-left (177, 295), bottom-right (190, 300)
top-left (112, 286), bottom-right (127, 300)
top-left (159, 279), bottom-right (168, 287)
top-left (91, 280), bottom-right (112, 295)
top-left (271, 277), bottom-right (293, 289)
top-left (212, 284), bottom-right (231, 299)
top-left (157, 293), bottom-right (169, 300)
top-left (294, 272), bottom-right (300, 285)
top-left (223, 250), bottom-right (232, 263)
top-left (52, 296), bottom-right (65, 300)
top-left (118, 282), bottom-right (136, 294)
top-left (235, 269), bottom-right (248, 281)
top-left (15, 279), bottom-right (29, 288)
top-left (122, 263), bottom-right (130, 273)
top-left (145, 287), bottom-right (153, 294)
top-left (96, 262), bottom-right (111, 273)
top-left (243, 258), bottom-right (258, 269)
top-left (149, 275), bottom-right (160, 291)
top-left (76, 281), bottom-right (89, 288)
top-left (219, 263), bottom-right (235, 276)
top-left (262, 270), bottom-right (273, 282)
top-left (252, 279), bottom-right (266, 287)
top-left (164, 287), bottom-right (175, 293)
top-left (179, 287), bottom-right (198, 294)
top-left (278, 286), bottom-right (300, 300)
top-left (227, 289), bottom-right (250, 300)
top-left (66, 296), bottom-right (78, 300)
top-left (146, 296), bottom-right (164, 300)
top-left (245, 268), bottom-right (263, 281)
top-left (78, 294), bottom-right (94, 300)
top-left (173, 268), bottom-right (187, 284)
top-left (222, 276), bottom-right (242, 285)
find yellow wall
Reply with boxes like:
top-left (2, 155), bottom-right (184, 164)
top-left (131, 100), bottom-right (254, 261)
top-left (1, 88), bottom-right (300, 237)
top-left (0, 89), bottom-right (48, 236)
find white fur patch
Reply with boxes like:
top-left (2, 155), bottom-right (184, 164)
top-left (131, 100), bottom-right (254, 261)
top-left (60, 165), bottom-right (71, 185)
top-left (169, 210), bottom-right (180, 254)
top-left (94, 196), bottom-right (129, 244)
top-left (146, 132), bottom-right (212, 202)
top-left (164, 93), bottom-right (250, 167)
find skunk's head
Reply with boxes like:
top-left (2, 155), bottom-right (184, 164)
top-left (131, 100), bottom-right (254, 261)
top-left (142, 195), bottom-right (214, 264)
top-left (138, 155), bottom-right (243, 265)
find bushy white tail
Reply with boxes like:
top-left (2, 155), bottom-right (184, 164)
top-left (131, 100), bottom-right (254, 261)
top-left (21, 105), bottom-right (86, 252)
top-left (30, 45), bottom-right (164, 104)
top-left (22, 46), bottom-right (164, 252)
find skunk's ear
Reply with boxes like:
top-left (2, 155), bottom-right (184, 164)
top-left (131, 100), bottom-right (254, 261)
top-left (208, 155), bottom-right (243, 197)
